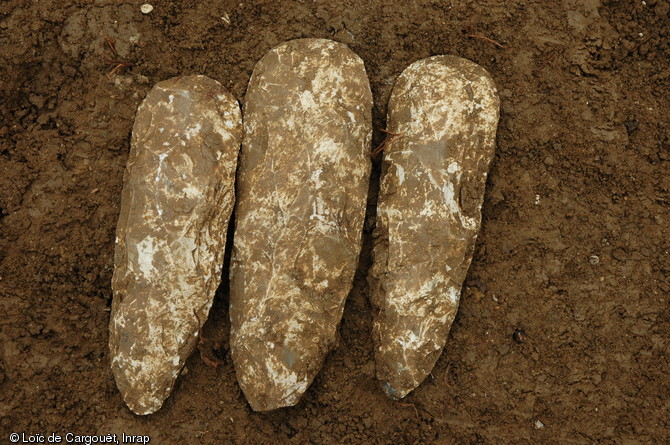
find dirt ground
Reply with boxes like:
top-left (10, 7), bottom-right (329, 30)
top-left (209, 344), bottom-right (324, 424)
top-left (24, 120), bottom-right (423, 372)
top-left (1, 0), bottom-right (669, 443)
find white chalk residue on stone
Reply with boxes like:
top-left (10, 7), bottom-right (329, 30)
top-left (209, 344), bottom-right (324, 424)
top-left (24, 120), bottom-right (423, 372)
top-left (184, 123), bottom-right (201, 140)
top-left (136, 235), bottom-right (158, 279)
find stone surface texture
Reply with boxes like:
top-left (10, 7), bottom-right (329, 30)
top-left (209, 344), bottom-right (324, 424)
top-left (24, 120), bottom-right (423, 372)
top-left (230, 39), bottom-right (372, 412)
top-left (109, 75), bottom-right (242, 415)
top-left (368, 56), bottom-right (500, 399)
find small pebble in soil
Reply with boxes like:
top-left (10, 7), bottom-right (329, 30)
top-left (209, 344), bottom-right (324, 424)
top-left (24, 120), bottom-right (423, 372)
top-left (589, 254), bottom-right (600, 265)
top-left (512, 328), bottom-right (527, 344)
top-left (534, 419), bottom-right (544, 429)
top-left (141, 4), bottom-right (153, 14)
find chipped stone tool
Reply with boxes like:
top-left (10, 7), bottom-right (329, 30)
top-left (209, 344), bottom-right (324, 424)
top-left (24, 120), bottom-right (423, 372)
top-left (110, 75), bottom-right (242, 415)
top-left (368, 56), bottom-right (500, 399)
top-left (230, 39), bottom-right (372, 411)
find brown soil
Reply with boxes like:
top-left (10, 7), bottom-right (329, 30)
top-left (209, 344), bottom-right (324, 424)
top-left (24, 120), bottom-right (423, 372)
top-left (1, 0), bottom-right (668, 443)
